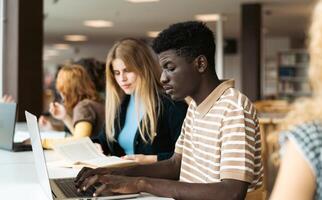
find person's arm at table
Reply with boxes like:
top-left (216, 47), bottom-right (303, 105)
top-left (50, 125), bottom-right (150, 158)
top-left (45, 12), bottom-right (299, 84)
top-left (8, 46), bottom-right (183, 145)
top-left (270, 141), bottom-right (315, 200)
top-left (91, 176), bottom-right (248, 200)
top-left (76, 153), bottom-right (249, 200)
top-left (42, 121), bottom-right (92, 149)
top-left (76, 153), bottom-right (182, 187)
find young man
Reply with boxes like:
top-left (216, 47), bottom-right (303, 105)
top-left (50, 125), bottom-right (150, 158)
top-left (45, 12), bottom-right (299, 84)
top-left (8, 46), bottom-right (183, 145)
top-left (75, 21), bottom-right (263, 200)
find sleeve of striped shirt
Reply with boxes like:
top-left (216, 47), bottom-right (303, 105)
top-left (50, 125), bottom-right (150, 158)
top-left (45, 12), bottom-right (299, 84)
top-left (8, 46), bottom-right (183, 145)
top-left (219, 105), bottom-right (258, 183)
top-left (174, 119), bottom-right (186, 154)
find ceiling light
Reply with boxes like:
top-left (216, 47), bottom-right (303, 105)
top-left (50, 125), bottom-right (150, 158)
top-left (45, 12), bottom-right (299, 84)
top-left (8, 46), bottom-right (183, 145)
top-left (147, 31), bottom-right (160, 38)
top-left (126, 0), bottom-right (159, 3)
top-left (84, 20), bottom-right (114, 28)
top-left (195, 14), bottom-right (220, 22)
top-left (64, 35), bottom-right (87, 42)
top-left (53, 43), bottom-right (70, 50)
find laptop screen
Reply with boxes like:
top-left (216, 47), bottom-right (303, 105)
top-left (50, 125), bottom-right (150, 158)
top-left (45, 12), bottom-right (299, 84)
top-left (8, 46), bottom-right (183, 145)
top-left (0, 103), bottom-right (17, 150)
top-left (25, 111), bottom-right (141, 200)
top-left (25, 111), bottom-right (53, 200)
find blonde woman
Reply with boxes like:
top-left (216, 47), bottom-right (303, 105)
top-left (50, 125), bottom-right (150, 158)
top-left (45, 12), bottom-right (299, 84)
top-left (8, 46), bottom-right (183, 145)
top-left (41, 65), bottom-right (105, 149)
top-left (270, 1), bottom-right (322, 200)
top-left (94, 38), bottom-right (187, 164)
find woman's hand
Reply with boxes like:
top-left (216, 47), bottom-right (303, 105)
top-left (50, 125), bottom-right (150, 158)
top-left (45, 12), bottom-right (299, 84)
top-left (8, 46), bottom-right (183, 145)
top-left (94, 143), bottom-right (104, 154)
top-left (38, 115), bottom-right (54, 131)
top-left (122, 154), bottom-right (157, 164)
top-left (1, 94), bottom-right (14, 103)
top-left (49, 102), bottom-right (67, 120)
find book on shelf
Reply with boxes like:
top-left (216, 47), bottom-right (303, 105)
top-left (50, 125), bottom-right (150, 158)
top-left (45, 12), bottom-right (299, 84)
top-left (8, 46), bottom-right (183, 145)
top-left (51, 137), bottom-right (135, 169)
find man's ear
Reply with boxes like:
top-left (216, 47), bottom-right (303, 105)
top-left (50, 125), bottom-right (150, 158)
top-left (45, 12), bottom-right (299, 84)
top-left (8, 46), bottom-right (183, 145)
top-left (194, 55), bottom-right (208, 73)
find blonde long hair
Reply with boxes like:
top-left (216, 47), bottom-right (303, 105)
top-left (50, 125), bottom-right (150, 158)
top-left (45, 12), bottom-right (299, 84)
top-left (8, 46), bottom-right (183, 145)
top-left (56, 64), bottom-right (100, 113)
top-left (105, 38), bottom-right (162, 142)
top-left (279, 0), bottom-right (322, 131)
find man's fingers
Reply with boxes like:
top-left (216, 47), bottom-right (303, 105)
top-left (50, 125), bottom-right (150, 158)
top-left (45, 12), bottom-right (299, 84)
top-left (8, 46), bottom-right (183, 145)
top-left (82, 175), bottom-right (99, 191)
top-left (75, 167), bottom-right (113, 191)
top-left (93, 184), bottom-right (107, 197)
top-left (75, 167), bottom-right (91, 186)
top-left (75, 167), bottom-right (90, 182)
top-left (93, 176), bottom-right (117, 196)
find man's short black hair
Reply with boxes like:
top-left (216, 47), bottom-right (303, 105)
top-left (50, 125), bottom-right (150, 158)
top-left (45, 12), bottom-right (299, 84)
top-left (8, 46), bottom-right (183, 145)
top-left (152, 21), bottom-right (215, 68)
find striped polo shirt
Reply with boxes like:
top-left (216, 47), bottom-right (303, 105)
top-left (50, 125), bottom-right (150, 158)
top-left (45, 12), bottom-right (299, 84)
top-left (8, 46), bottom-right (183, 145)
top-left (175, 80), bottom-right (263, 192)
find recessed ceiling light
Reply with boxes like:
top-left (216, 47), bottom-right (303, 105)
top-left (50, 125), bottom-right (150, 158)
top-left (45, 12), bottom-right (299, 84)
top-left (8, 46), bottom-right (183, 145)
top-left (147, 31), bottom-right (160, 38)
top-left (84, 20), bottom-right (114, 28)
top-left (126, 0), bottom-right (159, 3)
top-left (195, 14), bottom-right (220, 22)
top-left (64, 35), bottom-right (88, 42)
top-left (53, 43), bottom-right (70, 50)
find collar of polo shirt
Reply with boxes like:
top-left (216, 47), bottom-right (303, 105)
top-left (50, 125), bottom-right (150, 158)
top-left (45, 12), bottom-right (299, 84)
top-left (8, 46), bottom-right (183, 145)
top-left (195, 79), bottom-right (235, 117)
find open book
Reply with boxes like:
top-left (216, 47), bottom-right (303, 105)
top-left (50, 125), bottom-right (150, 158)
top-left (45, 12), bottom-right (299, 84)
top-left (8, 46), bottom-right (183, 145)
top-left (52, 137), bottom-right (135, 169)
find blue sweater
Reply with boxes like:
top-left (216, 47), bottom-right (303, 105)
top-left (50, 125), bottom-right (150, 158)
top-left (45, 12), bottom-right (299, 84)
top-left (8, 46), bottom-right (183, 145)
top-left (118, 95), bottom-right (144, 155)
top-left (93, 94), bottom-right (187, 161)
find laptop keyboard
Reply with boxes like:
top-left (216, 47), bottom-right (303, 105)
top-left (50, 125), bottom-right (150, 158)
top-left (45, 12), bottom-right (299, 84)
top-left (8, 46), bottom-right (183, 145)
top-left (13, 143), bottom-right (32, 152)
top-left (54, 178), bottom-right (95, 198)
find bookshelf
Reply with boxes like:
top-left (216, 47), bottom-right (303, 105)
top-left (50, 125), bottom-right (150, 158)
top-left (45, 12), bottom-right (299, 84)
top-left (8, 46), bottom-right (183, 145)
top-left (277, 50), bottom-right (310, 100)
top-left (262, 56), bottom-right (278, 98)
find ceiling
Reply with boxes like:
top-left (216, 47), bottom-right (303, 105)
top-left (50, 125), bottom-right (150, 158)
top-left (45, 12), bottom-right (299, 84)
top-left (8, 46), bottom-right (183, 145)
top-left (44, 0), bottom-right (315, 45)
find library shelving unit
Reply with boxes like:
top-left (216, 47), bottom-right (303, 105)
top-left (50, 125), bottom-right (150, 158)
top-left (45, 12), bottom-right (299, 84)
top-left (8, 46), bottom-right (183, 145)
top-left (277, 49), bottom-right (311, 100)
top-left (262, 56), bottom-right (278, 99)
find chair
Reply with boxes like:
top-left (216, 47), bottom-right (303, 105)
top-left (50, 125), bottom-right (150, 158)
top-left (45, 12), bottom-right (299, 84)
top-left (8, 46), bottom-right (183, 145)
top-left (254, 99), bottom-right (291, 198)
top-left (246, 186), bottom-right (267, 200)
top-left (254, 100), bottom-right (290, 113)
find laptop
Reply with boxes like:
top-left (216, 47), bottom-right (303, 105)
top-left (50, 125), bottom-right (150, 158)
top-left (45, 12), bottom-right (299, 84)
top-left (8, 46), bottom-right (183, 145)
top-left (0, 103), bottom-right (32, 151)
top-left (25, 111), bottom-right (140, 200)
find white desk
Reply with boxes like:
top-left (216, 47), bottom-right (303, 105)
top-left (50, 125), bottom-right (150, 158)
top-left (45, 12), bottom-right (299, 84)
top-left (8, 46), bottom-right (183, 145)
top-left (0, 124), bottom-right (172, 200)
top-left (0, 149), bottom-right (172, 199)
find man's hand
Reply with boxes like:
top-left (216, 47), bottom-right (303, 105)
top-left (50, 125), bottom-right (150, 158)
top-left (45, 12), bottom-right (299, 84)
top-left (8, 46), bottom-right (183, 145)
top-left (75, 167), bottom-right (122, 189)
top-left (80, 174), bottom-right (142, 197)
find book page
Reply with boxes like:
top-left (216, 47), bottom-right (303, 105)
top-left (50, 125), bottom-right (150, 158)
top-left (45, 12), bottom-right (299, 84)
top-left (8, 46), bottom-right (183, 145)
top-left (53, 137), bottom-right (102, 163)
top-left (80, 156), bottom-right (136, 168)
top-left (53, 137), bottom-right (136, 168)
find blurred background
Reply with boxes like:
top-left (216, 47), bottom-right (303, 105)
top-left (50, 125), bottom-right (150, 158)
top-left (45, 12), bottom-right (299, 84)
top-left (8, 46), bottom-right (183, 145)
top-left (0, 0), bottom-right (316, 195)
top-left (43, 0), bottom-right (313, 99)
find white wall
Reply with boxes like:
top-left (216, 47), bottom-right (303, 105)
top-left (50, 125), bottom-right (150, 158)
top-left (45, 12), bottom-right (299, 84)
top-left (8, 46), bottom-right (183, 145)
top-left (264, 37), bottom-right (290, 57)
top-left (224, 54), bottom-right (241, 91)
top-left (43, 43), bottom-right (112, 76)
